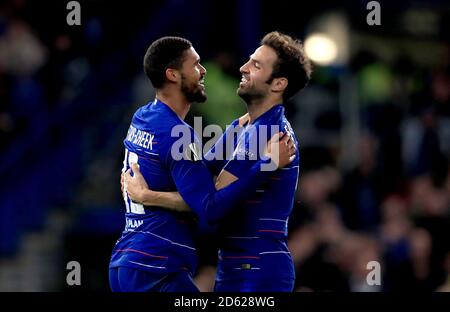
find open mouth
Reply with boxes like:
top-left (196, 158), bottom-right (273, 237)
top-left (240, 76), bottom-right (249, 87)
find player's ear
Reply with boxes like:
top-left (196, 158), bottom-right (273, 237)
top-left (165, 68), bottom-right (180, 83)
top-left (271, 77), bottom-right (288, 93)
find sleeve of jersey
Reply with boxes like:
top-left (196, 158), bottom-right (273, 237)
top-left (224, 123), bottom-right (281, 179)
top-left (162, 126), bottom-right (270, 223)
top-left (203, 119), bottom-right (241, 176)
top-left (222, 133), bottom-right (266, 180)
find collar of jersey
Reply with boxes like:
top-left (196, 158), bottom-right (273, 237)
top-left (243, 103), bottom-right (284, 127)
top-left (152, 98), bottom-right (187, 124)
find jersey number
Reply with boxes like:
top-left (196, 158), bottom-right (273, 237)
top-left (122, 148), bottom-right (145, 214)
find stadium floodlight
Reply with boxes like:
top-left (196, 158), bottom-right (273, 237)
top-left (304, 33), bottom-right (338, 66)
top-left (303, 12), bottom-right (350, 67)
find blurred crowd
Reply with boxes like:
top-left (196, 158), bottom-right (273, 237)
top-left (1, 0), bottom-right (449, 291)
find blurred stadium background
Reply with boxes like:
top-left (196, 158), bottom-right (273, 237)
top-left (0, 0), bottom-right (449, 291)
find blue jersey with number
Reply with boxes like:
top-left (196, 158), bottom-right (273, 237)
top-left (109, 99), bottom-right (266, 275)
top-left (205, 104), bottom-right (299, 284)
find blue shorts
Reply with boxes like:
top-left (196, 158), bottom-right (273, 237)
top-left (214, 278), bottom-right (294, 292)
top-left (109, 267), bottom-right (199, 292)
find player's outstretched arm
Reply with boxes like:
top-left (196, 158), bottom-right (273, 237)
top-left (214, 131), bottom-right (296, 189)
top-left (124, 132), bottom-right (296, 213)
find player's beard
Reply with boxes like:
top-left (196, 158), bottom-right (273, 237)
top-left (181, 74), bottom-right (207, 103)
top-left (237, 85), bottom-right (266, 104)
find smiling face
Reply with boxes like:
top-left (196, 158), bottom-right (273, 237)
top-left (237, 45), bottom-right (279, 103)
top-left (179, 47), bottom-right (207, 103)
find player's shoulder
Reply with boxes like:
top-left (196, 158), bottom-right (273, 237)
top-left (268, 106), bottom-right (291, 129)
top-left (132, 101), bottom-right (185, 133)
top-left (279, 113), bottom-right (299, 143)
top-left (279, 115), bottom-right (292, 129)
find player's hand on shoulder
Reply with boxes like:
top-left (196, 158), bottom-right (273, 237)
top-left (265, 131), bottom-right (296, 169)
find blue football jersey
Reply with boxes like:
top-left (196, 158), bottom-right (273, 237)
top-left (211, 105), bottom-right (300, 283)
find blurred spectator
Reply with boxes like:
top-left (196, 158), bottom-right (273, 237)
top-left (0, 16), bottom-right (47, 145)
top-left (347, 236), bottom-right (382, 292)
top-left (338, 133), bottom-right (382, 231)
top-left (0, 19), bottom-right (47, 77)
top-left (402, 102), bottom-right (450, 179)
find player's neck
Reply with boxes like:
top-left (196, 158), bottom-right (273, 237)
top-left (156, 90), bottom-right (191, 120)
top-left (246, 95), bottom-right (283, 123)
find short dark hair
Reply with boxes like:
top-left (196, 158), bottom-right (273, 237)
top-left (143, 36), bottom-right (192, 88)
top-left (261, 31), bottom-right (312, 100)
